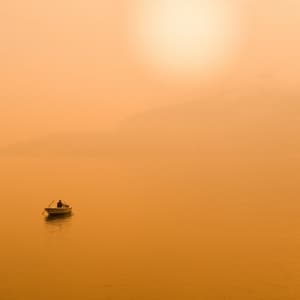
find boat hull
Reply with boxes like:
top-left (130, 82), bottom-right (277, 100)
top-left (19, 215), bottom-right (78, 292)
top-left (45, 207), bottom-right (72, 215)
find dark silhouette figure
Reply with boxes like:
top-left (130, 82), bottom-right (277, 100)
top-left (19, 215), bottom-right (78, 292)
top-left (57, 200), bottom-right (63, 208)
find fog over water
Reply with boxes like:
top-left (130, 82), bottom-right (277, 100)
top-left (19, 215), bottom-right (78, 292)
top-left (1, 94), bottom-right (300, 300)
top-left (1, 0), bottom-right (300, 299)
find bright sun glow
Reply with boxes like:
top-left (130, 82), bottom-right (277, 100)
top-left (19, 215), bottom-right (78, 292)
top-left (131, 0), bottom-right (240, 78)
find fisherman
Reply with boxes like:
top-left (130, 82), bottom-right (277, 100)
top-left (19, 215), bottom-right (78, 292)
top-left (57, 199), bottom-right (63, 208)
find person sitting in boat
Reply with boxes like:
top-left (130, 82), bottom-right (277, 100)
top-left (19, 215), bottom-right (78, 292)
top-left (57, 200), bottom-right (63, 208)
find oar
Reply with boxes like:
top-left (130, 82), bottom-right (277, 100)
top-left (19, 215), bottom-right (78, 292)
top-left (41, 200), bottom-right (56, 215)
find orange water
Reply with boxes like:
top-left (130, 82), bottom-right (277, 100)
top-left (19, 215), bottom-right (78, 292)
top-left (0, 153), bottom-right (299, 300)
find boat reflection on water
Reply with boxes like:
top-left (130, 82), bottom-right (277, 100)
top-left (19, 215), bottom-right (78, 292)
top-left (44, 213), bottom-right (73, 233)
top-left (45, 213), bottom-right (73, 222)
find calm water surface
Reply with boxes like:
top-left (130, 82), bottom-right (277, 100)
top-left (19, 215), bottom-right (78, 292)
top-left (0, 156), bottom-right (299, 300)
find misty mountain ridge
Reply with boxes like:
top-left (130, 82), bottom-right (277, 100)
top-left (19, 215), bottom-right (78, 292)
top-left (1, 93), bottom-right (299, 160)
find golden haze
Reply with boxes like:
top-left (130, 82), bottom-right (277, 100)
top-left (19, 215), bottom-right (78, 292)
top-left (0, 1), bottom-right (300, 300)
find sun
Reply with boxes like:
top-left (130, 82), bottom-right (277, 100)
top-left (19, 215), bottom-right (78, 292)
top-left (130, 0), bottom-right (239, 78)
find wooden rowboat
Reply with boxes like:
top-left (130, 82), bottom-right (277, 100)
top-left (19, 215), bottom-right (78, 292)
top-left (45, 206), bottom-right (72, 216)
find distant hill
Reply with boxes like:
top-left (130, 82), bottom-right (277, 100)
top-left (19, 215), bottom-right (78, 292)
top-left (1, 92), bottom-right (300, 160)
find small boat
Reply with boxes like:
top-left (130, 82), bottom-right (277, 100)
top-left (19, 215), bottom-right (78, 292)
top-left (45, 206), bottom-right (72, 216)
top-left (44, 200), bottom-right (72, 216)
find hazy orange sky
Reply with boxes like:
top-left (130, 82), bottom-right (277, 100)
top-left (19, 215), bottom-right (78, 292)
top-left (1, 0), bottom-right (300, 145)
